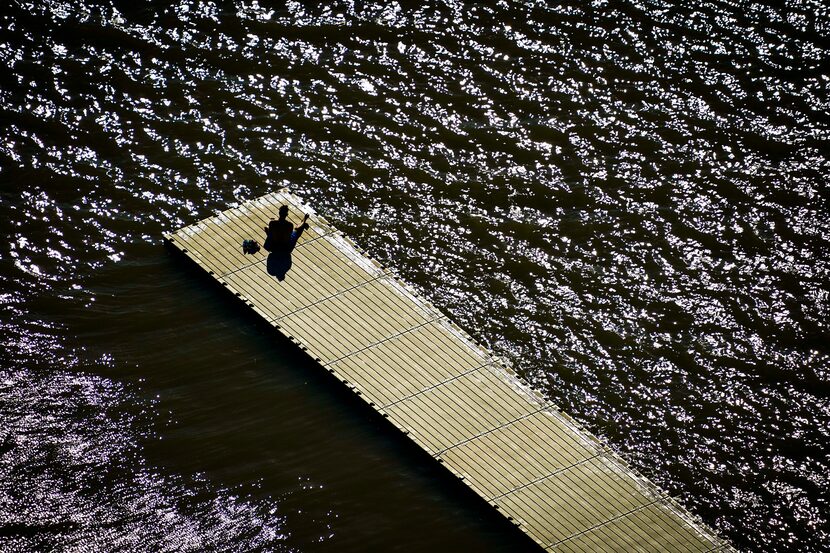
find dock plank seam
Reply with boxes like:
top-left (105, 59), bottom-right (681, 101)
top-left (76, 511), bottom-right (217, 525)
top-left (493, 460), bottom-right (666, 547)
top-left (376, 358), bottom-right (616, 496)
top-left (433, 404), bottom-right (554, 456)
top-left (543, 492), bottom-right (717, 553)
top-left (319, 317), bottom-right (446, 366)
top-left (401, 392), bottom-right (594, 481)
top-left (274, 285), bottom-right (440, 361)
top-left (386, 382), bottom-right (533, 458)
top-left (328, 327), bottom-right (497, 411)
top-left (543, 498), bottom-right (664, 550)
top-left (380, 362), bottom-right (492, 409)
top-left (441, 421), bottom-right (609, 496)
top-left (267, 268), bottom-right (395, 323)
top-left (485, 451), bottom-right (606, 502)
top-left (536, 487), bottom-right (706, 553)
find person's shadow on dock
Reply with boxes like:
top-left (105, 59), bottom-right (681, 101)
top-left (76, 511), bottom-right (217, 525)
top-left (263, 210), bottom-right (309, 282)
top-left (266, 251), bottom-right (292, 282)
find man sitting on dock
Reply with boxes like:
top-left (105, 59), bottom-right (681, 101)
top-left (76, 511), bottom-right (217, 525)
top-left (264, 205), bottom-right (310, 281)
top-left (263, 205), bottom-right (309, 253)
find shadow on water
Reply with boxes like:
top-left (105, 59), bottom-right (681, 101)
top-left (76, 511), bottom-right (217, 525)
top-left (47, 239), bottom-right (540, 552)
top-left (162, 241), bottom-right (541, 551)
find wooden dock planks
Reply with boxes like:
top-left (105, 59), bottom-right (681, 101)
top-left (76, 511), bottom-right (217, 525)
top-left (165, 190), bottom-right (734, 552)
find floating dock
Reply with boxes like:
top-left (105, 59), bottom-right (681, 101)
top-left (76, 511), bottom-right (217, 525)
top-left (165, 191), bottom-right (734, 552)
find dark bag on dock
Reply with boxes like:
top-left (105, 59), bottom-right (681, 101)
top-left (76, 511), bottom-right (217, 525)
top-left (242, 239), bottom-right (260, 255)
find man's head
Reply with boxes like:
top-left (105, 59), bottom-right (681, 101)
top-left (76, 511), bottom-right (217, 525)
top-left (278, 205), bottom-right (289, 219)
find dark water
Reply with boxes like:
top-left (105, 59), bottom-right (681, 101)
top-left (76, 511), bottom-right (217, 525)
top-left (1, 1), bottom-right (828, 551)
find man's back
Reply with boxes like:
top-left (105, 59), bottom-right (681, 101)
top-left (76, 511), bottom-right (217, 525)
top-left (265, 218), bottom-right (294, 251)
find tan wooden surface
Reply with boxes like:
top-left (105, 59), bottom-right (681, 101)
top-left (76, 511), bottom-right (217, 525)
top-left (165, 190), bottom-right (734, 552)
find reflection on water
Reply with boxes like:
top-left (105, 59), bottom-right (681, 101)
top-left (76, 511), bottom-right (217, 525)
top-left (1, 1), bottom-right (828, 551)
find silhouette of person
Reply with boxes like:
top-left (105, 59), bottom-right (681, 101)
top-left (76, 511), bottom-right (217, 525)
top-left (264, 206), bottom-right (309, 281)
top-left (263, 205), bottom-right (294, 253)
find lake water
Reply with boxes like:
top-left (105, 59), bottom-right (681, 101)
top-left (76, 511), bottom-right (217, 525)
top-left (1, 1), bottom-right (828, 551)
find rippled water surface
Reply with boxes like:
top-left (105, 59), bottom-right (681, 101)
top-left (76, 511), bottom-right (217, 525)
top-left (1, 1), bottom-right (829, 551)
